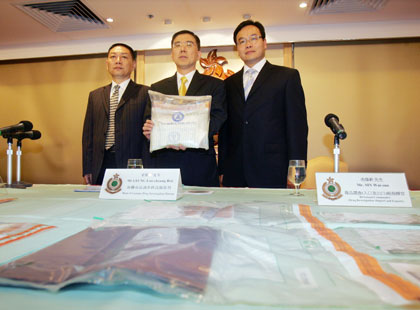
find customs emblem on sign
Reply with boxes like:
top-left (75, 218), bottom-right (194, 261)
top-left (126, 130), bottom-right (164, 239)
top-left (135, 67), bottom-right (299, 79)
top-left (322, 177), bottom-right (343, 200)
top-left (106, 173), bottom-right (123, 194)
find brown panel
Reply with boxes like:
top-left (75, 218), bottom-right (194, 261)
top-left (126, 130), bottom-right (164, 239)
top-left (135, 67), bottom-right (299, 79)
top-left (135, 51), bottom-right (145, 85)
top-left (283, 43), bottom-right (294, 68)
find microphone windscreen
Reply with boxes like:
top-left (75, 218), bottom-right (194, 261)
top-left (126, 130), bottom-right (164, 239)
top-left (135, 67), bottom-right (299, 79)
top-left (324, 113), bottom-right (339, 126)
top-left (31, 130), bottom-right (41, 140)
top-left (20, 121), bottom-right (33, 131)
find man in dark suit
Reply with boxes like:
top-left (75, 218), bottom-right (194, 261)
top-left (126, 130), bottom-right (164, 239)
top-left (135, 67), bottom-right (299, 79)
top-left (82, 43), bottom-right (149, 185)
top-left (218, 20), bottom-right (308, 188)
top-left (143, 30), bottom-right (226, 187)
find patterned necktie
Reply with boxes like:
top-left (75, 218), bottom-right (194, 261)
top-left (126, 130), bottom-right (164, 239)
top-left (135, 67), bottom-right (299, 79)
top-left (244, 68), bottom-right (257, 100)
top-left (179, 76), bottom-right (188, 96)
top-left (105, 84), bottom-right (120, 150)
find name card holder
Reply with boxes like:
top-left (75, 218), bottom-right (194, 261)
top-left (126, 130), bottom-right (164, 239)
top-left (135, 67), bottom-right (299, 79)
top-left (315, 172), bottom-right (412, 207)
top-left (99, 168), bottom-right (182, 200)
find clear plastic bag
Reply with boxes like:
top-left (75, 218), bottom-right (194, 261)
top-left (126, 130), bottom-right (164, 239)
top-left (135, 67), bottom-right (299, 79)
top-left (0, 224), bottom-right (219, 300)
top-left (149, 90), bottom-right (211, 152)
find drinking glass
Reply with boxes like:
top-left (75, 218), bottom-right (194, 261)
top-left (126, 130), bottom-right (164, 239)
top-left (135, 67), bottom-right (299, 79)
top-left (288, 160), bottom-right (306, 196)
top-left (127, 159), bottom-right (143, 169)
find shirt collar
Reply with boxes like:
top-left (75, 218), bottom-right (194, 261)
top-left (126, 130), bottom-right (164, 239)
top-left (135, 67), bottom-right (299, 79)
top-left (243, 58), bottom-right (266, 75)
top-left (111, 78), bottom-right (131, 102)
top-left (177, 70), bottom-right (196, 88)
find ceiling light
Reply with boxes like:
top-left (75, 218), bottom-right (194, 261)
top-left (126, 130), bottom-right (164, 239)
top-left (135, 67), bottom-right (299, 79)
top-left (299, 2), bottom-right (308, 8)
top-left (242, 13), bottom-right (251, 19)
top-left (164, 19), bottom-right (172, 25)
top-left (106, 17), bottom-right (113, 23)
top-left (202, 16), bottom-right (211, 22)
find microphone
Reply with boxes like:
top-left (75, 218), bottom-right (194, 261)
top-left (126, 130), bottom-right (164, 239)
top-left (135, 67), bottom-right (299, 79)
top-left (324, 113), bottom-right (347, 140)
top-left (0, 121), bottom-right (33, 135)
top-left (2, 130), bottom-right (41, 140)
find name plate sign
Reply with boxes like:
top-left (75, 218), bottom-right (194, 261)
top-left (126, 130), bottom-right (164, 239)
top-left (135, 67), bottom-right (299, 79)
top-left (315, 173), bottom-right (412, 207)
top-left (99, 168), bottom-right (182, 200)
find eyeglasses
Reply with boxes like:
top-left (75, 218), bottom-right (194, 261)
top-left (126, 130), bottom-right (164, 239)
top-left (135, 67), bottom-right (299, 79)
top-left (237, 35), bottom-right (262, 46)
top-left (172, 41), bottom-right (195, 49)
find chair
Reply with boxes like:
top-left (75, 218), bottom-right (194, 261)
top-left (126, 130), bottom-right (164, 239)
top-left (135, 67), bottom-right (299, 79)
top-left (301, 156), bottom-right (348, 189)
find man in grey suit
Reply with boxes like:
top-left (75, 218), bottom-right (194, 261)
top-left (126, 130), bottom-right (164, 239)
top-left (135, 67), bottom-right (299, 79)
top-left (82, 43), bottom-right (149, 185)
top-left (143, 30), bottom-right (226, 187)
top-left (218, 20), bottom-right (308, 188)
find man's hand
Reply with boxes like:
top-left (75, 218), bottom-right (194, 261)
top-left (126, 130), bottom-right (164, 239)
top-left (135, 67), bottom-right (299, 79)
top-left (166, 145), bottom-right (186, 151)
top-left (142, 120), bottom-right (154, 140)
top-left (84, 174), bottom-right (93, 185)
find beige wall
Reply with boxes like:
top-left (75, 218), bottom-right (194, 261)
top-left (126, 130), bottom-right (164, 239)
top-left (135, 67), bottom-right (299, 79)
top-left (1, 40), bottom-right (419, 188)
top-left (0, 56), bottom-right (109, 184)
top-left (295, 40), bottom-right (420, 189)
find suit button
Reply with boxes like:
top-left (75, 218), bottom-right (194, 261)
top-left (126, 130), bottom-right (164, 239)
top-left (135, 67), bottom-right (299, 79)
top-left (245, 121), bottom-right (249, 125)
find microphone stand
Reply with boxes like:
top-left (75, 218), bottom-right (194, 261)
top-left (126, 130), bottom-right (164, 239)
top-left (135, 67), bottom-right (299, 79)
top-left (333, 134), bottom-right (340, 173)
top-left (5, 137), bottom-right (26, 189)
top-left (13, 139), bottom-right (32, 187)
top-left (6, 137), bottom-right (13, 186)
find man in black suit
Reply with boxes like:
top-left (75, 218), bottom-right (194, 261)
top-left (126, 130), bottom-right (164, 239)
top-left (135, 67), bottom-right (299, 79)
top-left (82, 43), bottom-right (149, 185)
top-left (218, 20), bottom-right (308, 188)
top-left (143, 30), bottom-right (226, 187)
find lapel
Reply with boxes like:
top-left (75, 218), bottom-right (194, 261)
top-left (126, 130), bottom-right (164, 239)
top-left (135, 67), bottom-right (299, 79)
top-left (166, 73), bottom-right (179, 95)
top-left (231, 68), bottom-right (245, 102)
top-left (117, 80), bottom-right (135, 110)
top-left (186, 71), bottom-right (204, 96)
top-left (101, 84), bottom-right (112, 116)
top-left (246, 61), bottom-right (272, 101)
top-left (244, 62), bottom-right (275, 116)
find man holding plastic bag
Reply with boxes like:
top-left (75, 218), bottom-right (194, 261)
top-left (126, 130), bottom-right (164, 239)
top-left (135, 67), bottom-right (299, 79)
top-left (143, 30), bottom-right (226, 187)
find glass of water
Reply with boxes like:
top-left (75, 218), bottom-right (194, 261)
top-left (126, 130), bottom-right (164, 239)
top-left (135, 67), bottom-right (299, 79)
top-left (127, 159), bottom-right (143, 169)
top-left (287, 160), bottom-right (306, 196)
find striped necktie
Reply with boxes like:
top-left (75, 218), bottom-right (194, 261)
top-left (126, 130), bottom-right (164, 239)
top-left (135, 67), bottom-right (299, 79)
top-left (105, 84), bottom-right (120, 150)
top-left (244, 68), bottom-right (257, 100)
top-left (179, 76), bottom-right (188, 96)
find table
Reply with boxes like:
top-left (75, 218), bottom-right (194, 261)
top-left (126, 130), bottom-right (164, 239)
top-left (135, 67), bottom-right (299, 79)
top-left (1, 185), bottom-right (420, 309)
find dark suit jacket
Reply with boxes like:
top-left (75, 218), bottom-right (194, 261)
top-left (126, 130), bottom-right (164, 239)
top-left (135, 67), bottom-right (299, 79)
top-left (218, 61), bottom-right (308, 188)
top-left (82, 80), bottom-right (149, 184)
top-left (145, 72), bottom-right (227, 187)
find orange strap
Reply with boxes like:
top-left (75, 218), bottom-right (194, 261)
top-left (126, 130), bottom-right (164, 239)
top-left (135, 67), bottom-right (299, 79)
top-left (0, 224), bottom-right (55, 247)
top-left (299, 204), bottom-right (420, 301)
top-left (0, 198), bottom-right (16, 204)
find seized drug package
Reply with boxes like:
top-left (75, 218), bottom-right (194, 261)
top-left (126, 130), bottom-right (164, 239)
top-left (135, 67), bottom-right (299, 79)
top-left (149, 90), bottom-right (211, 152)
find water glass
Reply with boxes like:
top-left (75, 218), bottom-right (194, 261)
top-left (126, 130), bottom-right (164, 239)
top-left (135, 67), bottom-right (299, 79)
top-left (287, 160), bottom-right (306, 196)
top-left (127, 159), bottom-right (143, 169)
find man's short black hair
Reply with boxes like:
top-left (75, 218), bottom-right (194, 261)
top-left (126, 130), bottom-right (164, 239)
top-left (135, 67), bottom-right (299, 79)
top-left (171, 30), bottom-right (201, 50)
top-left (233, 20), bottom-right (266, 45)
top-left (108, 43), bottom-right (136, 60)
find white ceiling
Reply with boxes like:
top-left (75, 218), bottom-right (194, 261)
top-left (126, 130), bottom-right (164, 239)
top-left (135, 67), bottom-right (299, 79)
top-left (1, 0), bottom-right (419, 60)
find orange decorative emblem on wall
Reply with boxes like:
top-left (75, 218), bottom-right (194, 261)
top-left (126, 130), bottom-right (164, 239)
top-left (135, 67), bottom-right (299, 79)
top-left (200, 49), bottom-right (234, 80)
